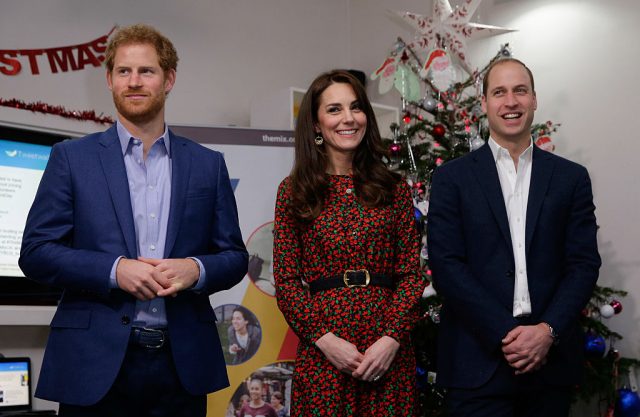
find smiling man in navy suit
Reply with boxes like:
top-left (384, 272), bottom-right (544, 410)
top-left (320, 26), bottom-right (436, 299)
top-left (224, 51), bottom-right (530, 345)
top-left (19, 24), bottom-right (248, 417)
top-left (427, 58), bottom-right (600, 417)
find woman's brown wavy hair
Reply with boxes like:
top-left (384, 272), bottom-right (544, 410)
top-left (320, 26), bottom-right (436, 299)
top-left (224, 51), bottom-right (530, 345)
top-left (288, 70), bottom-right (401, 222)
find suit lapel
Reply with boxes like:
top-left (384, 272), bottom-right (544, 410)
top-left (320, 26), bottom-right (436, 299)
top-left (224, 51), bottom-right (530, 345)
top-left (98, 125), bottom-right (137, 258)
top-left (525, 146), bottom-right (555, 253)
top-left (164, 131), bottom-right (190, 258)
top-left (471, 145), bottom-right (512, 245)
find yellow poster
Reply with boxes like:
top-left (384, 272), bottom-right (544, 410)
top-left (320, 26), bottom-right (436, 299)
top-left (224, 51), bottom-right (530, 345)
top-left (170, 125), bottom-right (297, 417)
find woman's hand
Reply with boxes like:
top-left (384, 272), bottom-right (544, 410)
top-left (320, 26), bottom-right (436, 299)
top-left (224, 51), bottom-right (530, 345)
top-left (351, 335), bottom-right (400, 382)
top-left (315, 332), bottom-right (364, 374)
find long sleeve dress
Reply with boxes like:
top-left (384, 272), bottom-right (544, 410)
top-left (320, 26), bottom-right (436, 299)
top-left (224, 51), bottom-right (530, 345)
top-left (273, 175), bottom-right (425, 416)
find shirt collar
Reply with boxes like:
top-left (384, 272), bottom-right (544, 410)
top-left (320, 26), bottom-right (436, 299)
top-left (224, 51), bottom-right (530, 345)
top-left (116, 120), bottom-right (171, 156)
top-left (488, 136), bottom-right (533, 163)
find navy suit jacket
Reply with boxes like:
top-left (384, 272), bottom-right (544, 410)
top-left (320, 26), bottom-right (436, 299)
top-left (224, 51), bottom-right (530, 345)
top-left (19, 125), bottom-right (248, 405)
top-left (427, 144), bottom-right (600, 389)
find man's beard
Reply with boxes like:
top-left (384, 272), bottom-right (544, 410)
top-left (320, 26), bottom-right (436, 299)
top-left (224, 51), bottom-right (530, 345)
top-left (113, 90), bottom-right (166, 124)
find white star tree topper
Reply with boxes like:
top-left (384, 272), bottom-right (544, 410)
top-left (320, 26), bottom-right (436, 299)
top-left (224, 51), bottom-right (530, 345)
top-left (394, 0), bottom-right (515, 73)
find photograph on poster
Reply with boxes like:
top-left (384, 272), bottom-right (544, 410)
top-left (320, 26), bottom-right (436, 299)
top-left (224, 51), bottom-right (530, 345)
top-left (225, 361), bottom-right (294, 417)
top-left (215, 304), bottom-right (263, 366)
top-left (246, 221), bottom-right (276, 297)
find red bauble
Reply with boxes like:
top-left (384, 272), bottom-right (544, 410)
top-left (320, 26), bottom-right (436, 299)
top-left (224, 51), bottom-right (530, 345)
top-left (403, 114), bottom-right (412, 124)
top-left (432, 124), bottom-right (446, 137)
top-left (610, 299), bottom-right (623, 314)
top-left (389, 143), bottom-right (402, 154)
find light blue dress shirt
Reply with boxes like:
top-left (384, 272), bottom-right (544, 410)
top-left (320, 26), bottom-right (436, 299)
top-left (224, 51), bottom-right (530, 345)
top-left (109, 121), bottom-right (205, 328)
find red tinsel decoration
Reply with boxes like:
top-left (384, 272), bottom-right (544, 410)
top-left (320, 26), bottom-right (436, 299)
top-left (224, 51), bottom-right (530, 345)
top-left (0, 97), bottom-right (114, 125)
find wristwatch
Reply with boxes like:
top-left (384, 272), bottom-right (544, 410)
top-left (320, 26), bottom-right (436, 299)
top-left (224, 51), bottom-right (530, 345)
top-left (544, 322), bottom-right (559, 345)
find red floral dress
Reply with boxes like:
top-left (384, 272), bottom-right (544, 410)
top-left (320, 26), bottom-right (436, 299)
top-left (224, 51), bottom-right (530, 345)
top-left (273, 175), bottom-right (425, 416)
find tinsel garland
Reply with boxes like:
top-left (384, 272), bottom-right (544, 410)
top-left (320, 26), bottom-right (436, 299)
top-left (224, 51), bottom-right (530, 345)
top-left (0, 97), bottom-right (114, 124)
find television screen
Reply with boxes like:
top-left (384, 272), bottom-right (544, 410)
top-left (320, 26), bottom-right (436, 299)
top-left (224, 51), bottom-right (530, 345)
top-left (0, 125), bottom-right (74, 305)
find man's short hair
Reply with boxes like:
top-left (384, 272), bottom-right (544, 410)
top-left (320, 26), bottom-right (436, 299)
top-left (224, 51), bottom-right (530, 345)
top-left (105, 24), bottom-right (178, 73)
top-left (482, 58), bottom-right (535, 96)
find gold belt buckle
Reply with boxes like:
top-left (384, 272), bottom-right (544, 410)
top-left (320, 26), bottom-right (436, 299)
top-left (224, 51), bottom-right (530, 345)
top-left (343, 269), bottom-right (370, 288)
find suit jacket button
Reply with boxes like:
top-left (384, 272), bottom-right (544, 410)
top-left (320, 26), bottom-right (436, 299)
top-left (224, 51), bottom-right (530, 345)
top-left (506, 270), bottom-right (514, 278)
top-left (121, 316), bottom-right (130, 325)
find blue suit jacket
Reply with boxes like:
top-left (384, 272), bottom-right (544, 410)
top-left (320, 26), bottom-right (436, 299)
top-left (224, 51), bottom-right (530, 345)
top-left (19, 125), bottom-right (248, 405)
top-left (427, 144), bottom-right (600, 389)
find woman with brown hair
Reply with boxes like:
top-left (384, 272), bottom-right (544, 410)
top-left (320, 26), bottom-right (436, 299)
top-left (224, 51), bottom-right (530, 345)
top-left (270, 391), bottom-right (288, 417)
top-left (238, 377), bottom-right (277, 417)
top-left (273, 70), bottom-right (425, 416)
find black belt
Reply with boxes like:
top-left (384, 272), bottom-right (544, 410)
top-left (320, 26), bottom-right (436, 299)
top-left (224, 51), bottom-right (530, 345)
top-left (130, 327), bottom-right (169, 349)
top-left (308, 270), bottom-right (394, 295)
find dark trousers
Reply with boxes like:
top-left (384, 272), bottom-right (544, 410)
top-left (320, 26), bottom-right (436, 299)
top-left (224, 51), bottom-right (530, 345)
top-left (58, 340), bottom-right (206, 417)
top-left (445, 360), bottom-right (572, 417)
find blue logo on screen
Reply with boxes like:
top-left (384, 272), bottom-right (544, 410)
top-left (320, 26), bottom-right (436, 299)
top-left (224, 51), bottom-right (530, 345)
top-left (0, 139), bottom-right (50, 170)
top-left (0, 362), bottom-right (28, 372)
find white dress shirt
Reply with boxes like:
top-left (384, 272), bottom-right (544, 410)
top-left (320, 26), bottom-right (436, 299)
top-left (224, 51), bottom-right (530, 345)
top-left (488, 137), bottom-right (533, 317)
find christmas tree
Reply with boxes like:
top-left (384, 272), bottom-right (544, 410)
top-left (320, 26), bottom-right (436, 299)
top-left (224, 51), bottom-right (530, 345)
top-left (578, 286), bottom-right (640, 417)
top-left (370, 2), bottom-right (640, 415)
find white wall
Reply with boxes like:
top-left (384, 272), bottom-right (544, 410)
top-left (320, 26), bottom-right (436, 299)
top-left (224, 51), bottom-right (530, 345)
top-left (1, 0), bottom-right (639, 409)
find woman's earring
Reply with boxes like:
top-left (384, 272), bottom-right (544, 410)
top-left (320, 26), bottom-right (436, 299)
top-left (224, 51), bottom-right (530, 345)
top-left (314, 135), bottom-right (324, 146)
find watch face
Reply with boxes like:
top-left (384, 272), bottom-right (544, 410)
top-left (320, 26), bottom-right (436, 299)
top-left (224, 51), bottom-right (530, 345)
top-left (547, 324), bottom-right (559, 344)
